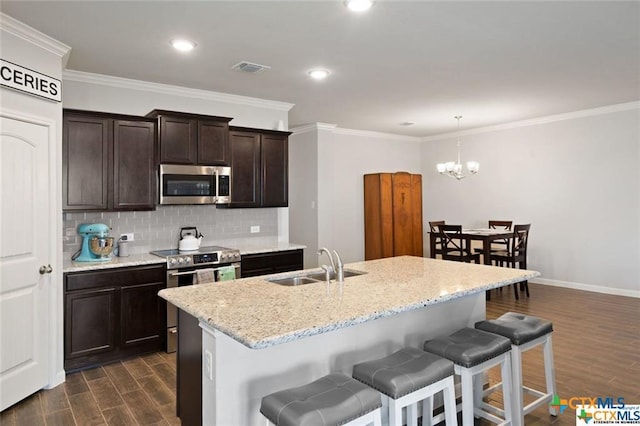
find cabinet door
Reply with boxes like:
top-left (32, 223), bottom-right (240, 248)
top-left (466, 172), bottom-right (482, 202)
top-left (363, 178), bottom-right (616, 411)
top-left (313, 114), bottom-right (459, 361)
top-left (229, 131), bottom-right (261, 207)
top-left (198, 120), bottom-right (229, 165)
top-left (113, 120), bottom-right (157, 210)
top-left (159, 116), bottom-right (197, 164)
top-left (65, 288), bottom-right (117, 362)
top-left (392, 173), bottom-right (423, 257)
top-left (63, 114), bottom-right (110, 210)
top-left (261, 134), bottom-right (288, 207)
top-left (120, 281), bottom-right (165, 349)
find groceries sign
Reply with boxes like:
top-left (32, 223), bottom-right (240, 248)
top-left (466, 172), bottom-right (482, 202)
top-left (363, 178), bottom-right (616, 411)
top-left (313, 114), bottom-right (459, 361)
top-left (0, 59), bottom-right (61, 102)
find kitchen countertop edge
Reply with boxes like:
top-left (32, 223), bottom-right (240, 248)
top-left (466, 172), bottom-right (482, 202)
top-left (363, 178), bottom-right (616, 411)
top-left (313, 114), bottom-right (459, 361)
top-left (159, 257), bottom-right (541, 350)
top-left (63, 242), bottom-right (306, 273)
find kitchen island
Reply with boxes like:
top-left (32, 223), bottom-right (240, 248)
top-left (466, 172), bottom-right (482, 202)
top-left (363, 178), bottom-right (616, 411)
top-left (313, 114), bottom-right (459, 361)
top-left (159, 255), bottom-right (539, 425)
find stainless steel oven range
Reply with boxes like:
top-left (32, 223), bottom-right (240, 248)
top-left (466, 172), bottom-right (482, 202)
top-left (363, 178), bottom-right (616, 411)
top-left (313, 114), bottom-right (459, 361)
top-left (151, 245), bottom-right (241, 353)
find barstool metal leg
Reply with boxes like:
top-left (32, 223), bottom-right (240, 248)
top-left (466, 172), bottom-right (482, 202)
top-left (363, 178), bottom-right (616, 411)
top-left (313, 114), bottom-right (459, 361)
top-left (407, 402), bottom-right (418, 426)
top-left (422, 395), bottom-right (434, 426)
top-left (389, 395), bottom-right (403, 426)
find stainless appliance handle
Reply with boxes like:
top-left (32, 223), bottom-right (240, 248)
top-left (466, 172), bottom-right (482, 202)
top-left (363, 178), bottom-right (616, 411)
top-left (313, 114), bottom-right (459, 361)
top-left (169, 270), bottom-right (199, 277)
top-left (214, 168), bottom-right (219, 204)
top-left (169, 264), bottom-right (240, 277)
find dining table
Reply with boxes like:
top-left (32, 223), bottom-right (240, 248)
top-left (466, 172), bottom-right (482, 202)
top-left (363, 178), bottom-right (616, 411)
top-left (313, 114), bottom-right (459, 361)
top-left (429, 227), bottom-right (513, 265)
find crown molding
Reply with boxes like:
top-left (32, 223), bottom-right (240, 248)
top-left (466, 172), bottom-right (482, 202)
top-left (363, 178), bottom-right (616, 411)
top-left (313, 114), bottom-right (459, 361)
top-left (291, 122), bottom-right (421, 142)
top-left (62, 69), bottom-right (295, 112)
top-left (421, 101), bottom-right (640, 142)
top-left (0, 13), bottom-right (71, 59)
top-left (290, 123), bottom-right (337, 135)
top-left (332, 126), bottom-right (422, 142)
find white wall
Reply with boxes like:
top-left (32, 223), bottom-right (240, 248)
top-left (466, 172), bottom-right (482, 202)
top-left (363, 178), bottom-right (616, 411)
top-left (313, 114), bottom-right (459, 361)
top-left (421, 105), bottom-right (640, 296)
top-left (288, 126), bottom-right (319, 268)
top-left (290, 125), bottom-right (422, 266)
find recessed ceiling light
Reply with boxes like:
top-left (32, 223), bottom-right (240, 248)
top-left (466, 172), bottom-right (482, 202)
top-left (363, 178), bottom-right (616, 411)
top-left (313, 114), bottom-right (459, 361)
top-left (400, 122), bottom-right (415, 126)
top-left (308, 69), bottom-right (330, 80)
top-left (171, 39), bottom-right (196, 52)
top-left (346, 0), bottom-right (373, 12)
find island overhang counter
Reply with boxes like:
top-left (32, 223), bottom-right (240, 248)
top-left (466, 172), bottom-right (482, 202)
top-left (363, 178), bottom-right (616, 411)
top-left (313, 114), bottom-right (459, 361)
top-left (159, 255), bottom-right (540, 426)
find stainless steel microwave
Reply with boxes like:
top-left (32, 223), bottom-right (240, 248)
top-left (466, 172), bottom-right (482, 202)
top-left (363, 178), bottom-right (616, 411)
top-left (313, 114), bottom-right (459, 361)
top-left (159, 164), bottom-right (231, 205)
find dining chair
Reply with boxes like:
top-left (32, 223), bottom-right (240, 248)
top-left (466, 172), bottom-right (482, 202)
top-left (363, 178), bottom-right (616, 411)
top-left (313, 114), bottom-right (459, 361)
top-left (488, 220), bottom-right (513, 251)
top-left (429, 221), bottom-right (445, 258)
top-left (491, 224), bottom-right (531, 299)
top-left (438, 225), bottom-right (481, 264)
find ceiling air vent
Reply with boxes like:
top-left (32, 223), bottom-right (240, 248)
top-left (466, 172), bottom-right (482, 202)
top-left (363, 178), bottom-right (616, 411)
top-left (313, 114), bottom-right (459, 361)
top-left (231, 61), bottom-right (271, 74)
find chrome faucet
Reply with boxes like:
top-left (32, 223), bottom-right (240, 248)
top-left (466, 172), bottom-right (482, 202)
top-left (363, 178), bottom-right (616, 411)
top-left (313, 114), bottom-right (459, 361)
top-left (317, 247), bottom-right (344, 283)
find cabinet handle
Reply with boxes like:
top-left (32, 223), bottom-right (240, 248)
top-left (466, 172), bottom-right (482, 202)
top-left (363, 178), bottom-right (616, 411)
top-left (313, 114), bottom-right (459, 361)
top-left (39, 264), bottom-right (53, 275)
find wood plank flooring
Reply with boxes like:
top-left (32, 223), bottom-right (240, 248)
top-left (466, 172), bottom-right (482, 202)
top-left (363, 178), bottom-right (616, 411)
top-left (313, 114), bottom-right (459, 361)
top-left (1, 283), bottom-right (638, 425)
top-left (0, 352), bottom-right (179, 426)
top-left (481, 283), bottom-right (640, 425)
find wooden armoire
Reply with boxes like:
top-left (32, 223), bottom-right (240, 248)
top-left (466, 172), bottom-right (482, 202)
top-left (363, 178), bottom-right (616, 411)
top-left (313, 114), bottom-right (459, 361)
top-left (364, 172), bottom-right (423, 260)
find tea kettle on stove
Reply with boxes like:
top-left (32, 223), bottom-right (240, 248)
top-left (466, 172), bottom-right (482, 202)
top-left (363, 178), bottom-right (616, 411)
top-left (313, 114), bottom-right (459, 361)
top-left (179, 227), bottom-right (203, 251)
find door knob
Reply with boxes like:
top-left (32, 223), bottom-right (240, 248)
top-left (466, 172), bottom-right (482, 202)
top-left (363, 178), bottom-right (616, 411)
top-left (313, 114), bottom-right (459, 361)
top-left (39, 264), bottom-right (53, 275)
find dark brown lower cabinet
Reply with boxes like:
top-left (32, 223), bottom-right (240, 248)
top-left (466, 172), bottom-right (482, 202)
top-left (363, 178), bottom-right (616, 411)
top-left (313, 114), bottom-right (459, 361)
top-left (64, 264), bottom-right (166, 371)
top-left (240, 249), bottom-right (304, 277)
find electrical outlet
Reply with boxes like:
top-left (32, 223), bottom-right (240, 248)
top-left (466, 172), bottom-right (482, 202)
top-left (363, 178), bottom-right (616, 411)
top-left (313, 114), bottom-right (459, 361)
top-left (204, 350), bottom-right (213, 381)
top-left (65, 228), bottom-right (76, 237)
top-left (120, 233), bottom-right (134, 242)
top-left (250, 226), bottom-right (260, 234)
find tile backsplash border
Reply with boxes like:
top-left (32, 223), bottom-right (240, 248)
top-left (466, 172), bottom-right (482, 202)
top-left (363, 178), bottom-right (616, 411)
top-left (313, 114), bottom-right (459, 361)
top-left (63, 205), bottom-right (279, 255)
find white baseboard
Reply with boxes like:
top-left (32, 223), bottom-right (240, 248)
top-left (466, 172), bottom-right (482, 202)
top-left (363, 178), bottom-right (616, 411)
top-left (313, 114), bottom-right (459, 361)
top-left (533, 278), bottom-right (640, 298)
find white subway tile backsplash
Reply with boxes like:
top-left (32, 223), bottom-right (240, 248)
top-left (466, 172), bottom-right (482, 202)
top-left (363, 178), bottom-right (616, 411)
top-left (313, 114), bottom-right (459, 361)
top-left (63, 206), bottom-right (279, 255)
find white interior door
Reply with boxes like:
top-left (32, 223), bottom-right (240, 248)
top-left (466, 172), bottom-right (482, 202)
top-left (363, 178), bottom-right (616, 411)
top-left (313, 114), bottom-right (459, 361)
top-left (0, 115), bottom-right (51, 411)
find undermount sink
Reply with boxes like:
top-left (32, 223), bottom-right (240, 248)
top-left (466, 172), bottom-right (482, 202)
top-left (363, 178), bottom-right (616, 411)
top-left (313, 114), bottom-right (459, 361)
top-left (304, 270), bottom-right (367, 281)
top-left (268, 276), bottom-right (320, 286)
top-left (267, 270), bottom-right (367, 286)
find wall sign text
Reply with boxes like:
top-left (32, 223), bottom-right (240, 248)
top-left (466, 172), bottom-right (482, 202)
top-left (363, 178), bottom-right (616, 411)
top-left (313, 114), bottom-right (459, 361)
top-left (0, 59), bottom-right (61, 102)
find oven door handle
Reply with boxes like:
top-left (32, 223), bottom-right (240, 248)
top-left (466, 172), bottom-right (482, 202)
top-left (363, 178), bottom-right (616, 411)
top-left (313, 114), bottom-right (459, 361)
top-left (169, 264), bottom-right (240, 277)
top-left (168, 270), bottom-right (199, 277)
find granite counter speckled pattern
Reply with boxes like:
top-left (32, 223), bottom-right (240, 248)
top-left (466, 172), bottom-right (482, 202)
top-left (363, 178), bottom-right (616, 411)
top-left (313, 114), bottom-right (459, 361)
top-left (158, 256), bottom-right (540, 349)
top-left (63, 253), bottom-right (166, 273)
top-left (62, 241), bottom-right (306, 272)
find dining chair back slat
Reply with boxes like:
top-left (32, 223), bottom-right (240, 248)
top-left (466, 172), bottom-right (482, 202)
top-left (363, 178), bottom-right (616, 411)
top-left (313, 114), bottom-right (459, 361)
top-left (429, 221), bottom-right (445, 258)
top-left (438, 225), bottom-right (480, 264)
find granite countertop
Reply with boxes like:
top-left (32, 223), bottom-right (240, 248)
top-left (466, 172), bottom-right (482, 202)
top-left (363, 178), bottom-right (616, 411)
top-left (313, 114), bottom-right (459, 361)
top-left (158, 256), bottom-right (540, 349)
top-left (63, 253), bottom-right (166, 273)
top-left (62, 240), bottom-right (307, 273)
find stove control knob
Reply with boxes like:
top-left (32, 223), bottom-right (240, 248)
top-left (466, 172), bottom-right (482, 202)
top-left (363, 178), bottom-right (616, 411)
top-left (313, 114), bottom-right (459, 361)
top-left (169, 258), bottom-right (177, 266)
top-left (184, 257), bottom-right (191, 264)
top-left (220, 253), bottom-right (227, 260)
top-left (178, 257), bottom-right (185, 265)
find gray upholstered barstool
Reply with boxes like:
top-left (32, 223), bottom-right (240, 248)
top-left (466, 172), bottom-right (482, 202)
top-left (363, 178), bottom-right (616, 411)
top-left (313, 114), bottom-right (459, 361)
top-left (352, 347), bottom-right (458, 426)
top-left (475, 312), bottom-right (557, 426)
top-left (260, 373), bottom-right (382, 426)
top-left (423, 327), bottom-right (514, 426)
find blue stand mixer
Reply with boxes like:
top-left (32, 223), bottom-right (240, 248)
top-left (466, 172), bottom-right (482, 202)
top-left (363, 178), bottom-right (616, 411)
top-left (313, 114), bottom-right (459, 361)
top-left (73, 223), bottom-right (115, 262)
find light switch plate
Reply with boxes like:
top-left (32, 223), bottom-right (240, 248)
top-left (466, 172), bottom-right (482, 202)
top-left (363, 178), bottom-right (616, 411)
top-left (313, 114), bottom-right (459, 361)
top-left (250, 226), bottom-right (260, 233)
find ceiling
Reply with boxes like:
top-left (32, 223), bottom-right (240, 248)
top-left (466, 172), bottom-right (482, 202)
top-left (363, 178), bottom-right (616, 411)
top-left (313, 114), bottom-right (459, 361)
top-left (2, 1), bottom-right (639, 137)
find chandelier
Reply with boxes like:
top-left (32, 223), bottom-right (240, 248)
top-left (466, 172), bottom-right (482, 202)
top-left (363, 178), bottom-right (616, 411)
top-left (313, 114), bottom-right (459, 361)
top-left (436, 116), bottom-right (479, 180)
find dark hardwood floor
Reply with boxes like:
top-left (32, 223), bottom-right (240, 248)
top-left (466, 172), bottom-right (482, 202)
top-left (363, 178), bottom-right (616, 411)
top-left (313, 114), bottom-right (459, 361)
top-left (481, 283), bottom-right (640, 425)
top-left (1, 283), bottom-right (638, 425)
top-left (0, 352), bottom-right (179, 426)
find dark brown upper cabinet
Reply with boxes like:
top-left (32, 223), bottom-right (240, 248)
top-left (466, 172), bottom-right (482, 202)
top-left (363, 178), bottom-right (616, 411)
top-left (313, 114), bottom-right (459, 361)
top-left (63, 110), bottom-right (157, 212)
top-left (228, 127), bottom-right (290, 208)
top-left (146, 110), bottom-right (232, 166)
